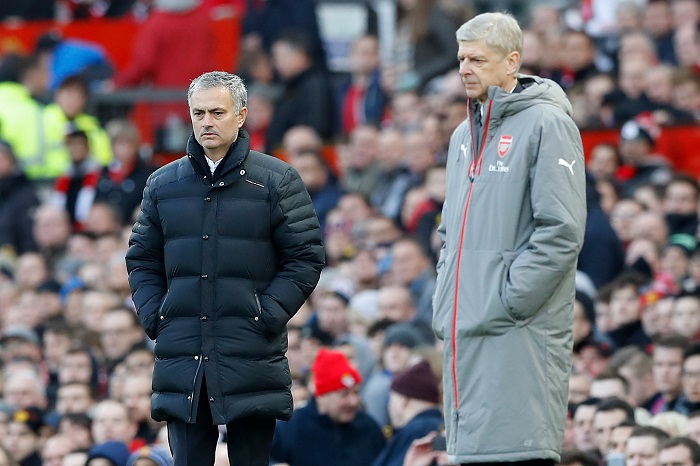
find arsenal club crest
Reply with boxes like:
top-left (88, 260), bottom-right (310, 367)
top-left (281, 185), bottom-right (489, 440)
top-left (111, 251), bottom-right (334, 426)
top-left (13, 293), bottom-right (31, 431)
top-left (498, 135), bottom-right (512, 157)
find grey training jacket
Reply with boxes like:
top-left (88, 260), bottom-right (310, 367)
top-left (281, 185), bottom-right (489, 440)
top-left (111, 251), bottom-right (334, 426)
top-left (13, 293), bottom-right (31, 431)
top-left (432, 75), bottom-right (587, 464)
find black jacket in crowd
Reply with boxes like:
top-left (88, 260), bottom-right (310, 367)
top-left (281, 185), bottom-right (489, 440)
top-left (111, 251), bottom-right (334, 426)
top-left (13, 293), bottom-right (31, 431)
top-left (0, 171), bottom-right (39, 255)
top-left (125, 129), bottom-right (325, 425)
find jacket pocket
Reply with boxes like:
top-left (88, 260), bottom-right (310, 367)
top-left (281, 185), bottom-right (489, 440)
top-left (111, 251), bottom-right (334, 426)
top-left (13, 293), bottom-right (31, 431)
top-left (498, 251), bottom-right (519, 320)
top-left (455, 250), bottom-right (516, 337)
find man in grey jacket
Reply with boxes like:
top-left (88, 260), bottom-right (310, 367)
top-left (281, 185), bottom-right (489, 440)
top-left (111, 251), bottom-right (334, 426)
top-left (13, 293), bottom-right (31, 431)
top-left (432, 12), bottom-right (586, 466)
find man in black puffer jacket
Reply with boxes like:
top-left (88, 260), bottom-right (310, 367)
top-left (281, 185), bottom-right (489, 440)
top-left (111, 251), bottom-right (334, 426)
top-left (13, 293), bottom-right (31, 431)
top-left (125, 71), bottom-right (325, 466)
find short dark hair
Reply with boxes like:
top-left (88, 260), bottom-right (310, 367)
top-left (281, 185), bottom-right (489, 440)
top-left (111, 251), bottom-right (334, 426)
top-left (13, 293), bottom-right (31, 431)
top-left (684, 342), bottom-right (700, 363)
top-left (660, 437), bottom-right (700, 464)
top-left (560, 450), bottom-right (599, 466)
top-left (629, 425), bottom-right (670, 445)
top-left (572, 397), bottom-right (602, 418)
top-left (595, 397), bottom-right (635, 422)
top-left (655, 335), bottom-right (691, 353)
top-left (593, 370), bottom-right (630, 395)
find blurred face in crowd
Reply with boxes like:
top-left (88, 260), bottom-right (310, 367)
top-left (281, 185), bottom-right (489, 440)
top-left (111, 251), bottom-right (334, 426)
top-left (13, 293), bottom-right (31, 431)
top-left (672, 297), bottom-right (700, 340)
top-left (111, 136), bottom-right (139, 166)
top-left (15, 253), bottom-right (48, 290)
top-left (316, 294), bottom-right (348, 337)
top-left (382, 342), bottom-right (413, 373)
top-left (594, 409), bottom-right (629, 456)
top-left (626, 435), bottom-right (661, 466)
top-left (520, 30), bottom-right (543, 73)
top-left (32, 205), bottom-right (72, 248)
top-left (610, 284), bottom-right (641, 327)
top-left (590, 378), bottom-right (627, 402)
top-left (315, 386), bottom-right (361, 424)
top-left (634, 207), bottom-right (672, 245)
top-left (391, 241), bottom-right (429, 285)
top-left (686, 416), bottom-right (700, 445)
top-left (290, 151), bottom-right (327, 192)
top-left (350, 35), bottom-right (379, 75)
top-left (573, 404), bottom-right (597, 451)
top-left (645, 66), bottom-right (674, 104)
top-left (573, 300), bottom-right (592, 344)
top-left (673, 24), bottom-right (700, 68)
top-left (644, 0), bottom-right (673, 37)
top-left (65, 134), bottom-right (90, 163)
top-left (457, 39), bottom-right (519, 103)
top-left (562, 32), bottom-right (595, 71)
top-left (661, 246), bottom-right (690, 285)
top-left (41, 434), bottom-right (74, 466)
top-left (91, 400), bottom-right (136, 445)
top-left (59, 418), bottom-right (93, 450)
top-left (683, 354), bottom-right (700, 403)
top-left (619, 58), bottom-right (649, 100)
top-left (59, 351), bottom-right (93, 385)
top-left (619, 33), bottom-right (657, 66)
top-left (101, 309), bottom-right (143, 361)
top-left (377, 286), bottom-right (415, 322)
top-left (55, 82), bottom-right (87, 119)
top-left (611, 200), bottom-right (643, 243)
top-left (568, 373), bottom-right (591, 404)
top-left (271, 40), bottom-right (310, 80)
top-left (4, 372), bottom-right (46, 410)
top-left (653, 345), bottom-right (684, 399)
top-left (121, 376), bottom-right (152, 424)
top-left (672, 0), bottom-right (700, 28)
top-left (664, 181), bottom-right (698, 215)
top-left (56, 383), bottom-right (94, 414)
top-left (4, 421), bottom-right (39, 462)
top-left (347, 125), bottom-right (379, 170)
top-left (282, 126), bottom-right (321, 160)
top-left (377, 129), bottom-right (405, 170)
top-left (659, 444), bottom-right (694, 466)
top-left (588, 144), bottom-right (620, 182)
top-left (609, 424), bottom-right (634, 454)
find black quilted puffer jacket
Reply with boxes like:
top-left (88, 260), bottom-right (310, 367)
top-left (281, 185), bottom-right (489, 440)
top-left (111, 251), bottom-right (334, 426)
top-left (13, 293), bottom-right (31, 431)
top-left (125, 129), bottom-right (324, 424)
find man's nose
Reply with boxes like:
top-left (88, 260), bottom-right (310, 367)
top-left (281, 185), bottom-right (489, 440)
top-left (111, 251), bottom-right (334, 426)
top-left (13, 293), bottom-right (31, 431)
top-left (460, 61), bottom-right (472, 75)
top-left (202, 112), bottom-right (214, 126)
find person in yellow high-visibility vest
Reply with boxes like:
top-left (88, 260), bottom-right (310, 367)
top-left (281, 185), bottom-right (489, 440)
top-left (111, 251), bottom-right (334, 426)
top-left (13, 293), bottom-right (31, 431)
top-left (43, 76), bottom-right (112, 179)
top-left (0, 55), bottom-right (47, 180)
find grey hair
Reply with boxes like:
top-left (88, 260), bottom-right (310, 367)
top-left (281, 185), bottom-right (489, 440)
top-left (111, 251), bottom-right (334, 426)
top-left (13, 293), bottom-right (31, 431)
top-left (188, 71), bottom-right (248, 115)
top-left (456, 12), bottom-right (523, 59)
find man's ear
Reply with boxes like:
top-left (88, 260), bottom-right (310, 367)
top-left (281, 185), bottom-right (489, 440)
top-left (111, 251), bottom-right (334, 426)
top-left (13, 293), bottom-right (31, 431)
top-left (507, 51), bottom-right (521, 76)
top-left (237, 107), bottom-right (248, 128)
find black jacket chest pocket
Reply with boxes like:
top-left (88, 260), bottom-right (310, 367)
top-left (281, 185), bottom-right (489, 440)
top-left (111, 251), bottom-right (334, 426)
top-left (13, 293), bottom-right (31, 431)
top-left (216, 196), bottom-right (272, 239)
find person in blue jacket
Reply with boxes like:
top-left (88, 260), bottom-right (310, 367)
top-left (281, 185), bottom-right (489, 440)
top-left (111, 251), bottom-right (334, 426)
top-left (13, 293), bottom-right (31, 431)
top-left (373, 359), bottom-right (444, 466)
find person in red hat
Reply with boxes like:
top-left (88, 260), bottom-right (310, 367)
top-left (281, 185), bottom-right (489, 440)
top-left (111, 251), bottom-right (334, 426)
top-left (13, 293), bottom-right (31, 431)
top-left (270, 348), bottom-right (385, 466)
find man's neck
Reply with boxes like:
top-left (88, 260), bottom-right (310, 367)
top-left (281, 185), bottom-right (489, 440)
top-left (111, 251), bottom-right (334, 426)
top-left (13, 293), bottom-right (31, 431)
top-left (480, 77), bottom-right (519, 103)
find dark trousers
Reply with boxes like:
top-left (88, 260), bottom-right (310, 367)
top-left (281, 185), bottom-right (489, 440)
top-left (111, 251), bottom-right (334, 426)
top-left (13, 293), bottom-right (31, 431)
top-left (462, 461), bottom-right (556, 466)
top-left (167, 377), bottom-right (276, 466)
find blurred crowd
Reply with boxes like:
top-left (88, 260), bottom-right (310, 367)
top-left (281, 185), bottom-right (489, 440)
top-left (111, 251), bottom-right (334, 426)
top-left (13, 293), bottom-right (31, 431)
top-left (0, 0), bottom-right (699, 465)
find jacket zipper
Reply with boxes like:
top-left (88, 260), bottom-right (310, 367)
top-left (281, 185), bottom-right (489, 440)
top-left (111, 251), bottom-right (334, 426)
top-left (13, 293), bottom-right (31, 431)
top-left (451, 101), bottom-right (493, 410)
top-left (254, 291), bottom-right (262, 314)
top-left (187, 356), bottom-right (203, 422)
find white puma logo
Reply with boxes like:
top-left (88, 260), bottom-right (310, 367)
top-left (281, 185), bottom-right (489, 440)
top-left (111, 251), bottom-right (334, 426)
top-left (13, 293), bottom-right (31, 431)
top-left (460, 144), bottom-right (468, 160)
top-left (558, 158), bottom-right (576, 175)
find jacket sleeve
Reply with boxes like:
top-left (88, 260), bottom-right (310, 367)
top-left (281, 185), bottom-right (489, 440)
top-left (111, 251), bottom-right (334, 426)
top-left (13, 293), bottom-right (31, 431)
top-left (504, 112), bottom-right (587, 319)
top-left (125, 176), bottom-right (167, 340)
top-left (259, 167), bottom-right (325, 335)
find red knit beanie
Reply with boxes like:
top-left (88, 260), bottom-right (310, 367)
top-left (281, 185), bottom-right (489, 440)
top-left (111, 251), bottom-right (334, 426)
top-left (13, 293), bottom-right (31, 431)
top-left (312, 348), bottom-right (362, 397)
top-left (390, 360), bottom-right (440, 404)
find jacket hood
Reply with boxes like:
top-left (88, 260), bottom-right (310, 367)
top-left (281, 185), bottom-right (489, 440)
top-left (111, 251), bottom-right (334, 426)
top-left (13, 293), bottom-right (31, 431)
top-left (486, 74), bottom-right (573, 121)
